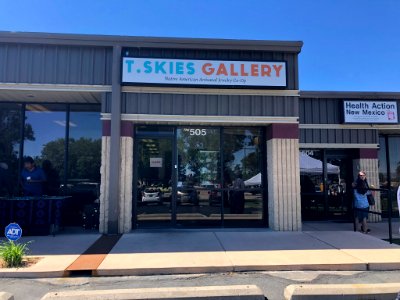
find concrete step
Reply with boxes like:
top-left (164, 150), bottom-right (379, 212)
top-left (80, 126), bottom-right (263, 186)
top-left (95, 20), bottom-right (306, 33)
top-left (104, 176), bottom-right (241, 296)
top-left (284, 283), bottom-right (400, 300)
top-left (0, 292), bottom-right (14, 300)
top-left (41, 285), bottom-right (265, 300)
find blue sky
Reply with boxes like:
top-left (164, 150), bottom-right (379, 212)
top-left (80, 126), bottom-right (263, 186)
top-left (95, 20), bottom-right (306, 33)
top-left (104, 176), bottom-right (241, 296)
top-left (0, 0), bottom-right (399, 91)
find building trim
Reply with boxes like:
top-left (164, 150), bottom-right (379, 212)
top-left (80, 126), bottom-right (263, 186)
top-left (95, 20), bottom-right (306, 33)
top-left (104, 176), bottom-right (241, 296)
top-left (358, 148), bottom-right (379, 159)
top-left (300, 124), bottom-right (377, 130)
top-left (300, 90), bottom-right (400, 99)
top-left (122, 86), bottom-right (300, 97)
top-left (299, 143), bottom-right (379, 149)
top-left (0, 31), bottom-right (303, 52)
top-left (300, 124), bottom-right (400, 131)
top-left (267, 123), bottom-right (299, 140)
top-left (101, 113), bottom-right (298, 125)
top-left (0, 83), bottom-right (112, 92)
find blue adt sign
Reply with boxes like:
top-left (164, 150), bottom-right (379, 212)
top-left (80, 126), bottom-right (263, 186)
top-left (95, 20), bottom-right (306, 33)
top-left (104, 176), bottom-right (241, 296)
top-left (5, 223), bottom-right (22, 241)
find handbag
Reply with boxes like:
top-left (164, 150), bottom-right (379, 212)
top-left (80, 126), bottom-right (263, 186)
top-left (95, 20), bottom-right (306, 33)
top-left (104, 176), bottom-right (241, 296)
top-left (367, 194), bottom-right (375, 206)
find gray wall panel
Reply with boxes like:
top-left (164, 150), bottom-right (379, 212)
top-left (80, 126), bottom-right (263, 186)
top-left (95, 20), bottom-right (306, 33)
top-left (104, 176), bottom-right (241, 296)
top-left (114, 93), bottom-right (298, 117)
top-left (0, 43), bottom-right (112, 85)
top-left (300, 97), bottom-right (400, 124)
top-left (300, 128), bottom-right (378, 144)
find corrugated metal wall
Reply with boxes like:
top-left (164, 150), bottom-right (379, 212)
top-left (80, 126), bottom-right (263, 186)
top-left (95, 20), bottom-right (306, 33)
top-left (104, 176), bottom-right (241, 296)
top-left (299, 97), bottom-right (383, 145)
top-left (300, 128), bottom-right (378, 144)
top-left (102, 92), bottom-right (298, 117)
top-left (300, 97), bottom-right (400, 124)
top-left (300, 97), bottom-right (342, 124)
top-left (0, 43), bottom-right (112, 85)
top-left (123, 47), bottom-right (299, 90)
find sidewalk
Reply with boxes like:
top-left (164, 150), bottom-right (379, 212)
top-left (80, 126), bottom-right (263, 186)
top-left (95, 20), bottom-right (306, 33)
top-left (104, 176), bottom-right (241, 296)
top-left (1, 221), bottom-right (400, 278)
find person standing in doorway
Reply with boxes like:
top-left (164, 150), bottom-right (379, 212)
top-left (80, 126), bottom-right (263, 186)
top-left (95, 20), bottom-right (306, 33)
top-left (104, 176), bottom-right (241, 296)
top-left (353, 171), bottom-right (371, 233)
top-left (21, 156), bottom-right (47, 196)
top-left (231, 172), bottom-right (245, 214)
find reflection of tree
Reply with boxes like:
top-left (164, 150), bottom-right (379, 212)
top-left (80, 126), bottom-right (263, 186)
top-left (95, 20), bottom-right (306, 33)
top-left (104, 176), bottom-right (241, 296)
top-left (0, 107), bottom-right (35, 186)
top-left (241, 151), bottom-right (258, 179)
top-left (0, 108), bottom-right (34, 159)
top-left (224, 130), bottom-right (260, 182)
top-left (177, 129), bottom-right (219, 185)
top-left (40, 138), bottom-right (101, 182)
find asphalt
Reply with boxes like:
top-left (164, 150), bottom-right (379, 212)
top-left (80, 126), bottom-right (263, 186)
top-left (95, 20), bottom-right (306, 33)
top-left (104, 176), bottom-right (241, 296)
top-left (0, 220), bottom-right (400, 278)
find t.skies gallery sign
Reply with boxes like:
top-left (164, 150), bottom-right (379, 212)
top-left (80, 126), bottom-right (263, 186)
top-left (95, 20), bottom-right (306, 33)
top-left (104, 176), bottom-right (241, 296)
top-left (121, 57), bottom-right (287, 88)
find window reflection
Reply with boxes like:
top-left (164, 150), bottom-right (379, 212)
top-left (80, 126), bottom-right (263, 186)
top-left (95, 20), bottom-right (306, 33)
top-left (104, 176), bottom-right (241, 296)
top-left (223, 128), bottom-right (263, 224)
top-left (68, 105), bottom-right (101, 183)
top-left (0, 103), bottom-right (23, 196)
top-left (64, 105), bottom-right (101, 227)
top-left (300, 150), bottom-right (324, 220)
top-left (24, 104), bottom-right (66, 196)
top-left (378, 136), bottom-right (400, 217)
top-left (176, 127), bottom-right (221, 225)
top-left (0, 102), bottom-right (102, 229)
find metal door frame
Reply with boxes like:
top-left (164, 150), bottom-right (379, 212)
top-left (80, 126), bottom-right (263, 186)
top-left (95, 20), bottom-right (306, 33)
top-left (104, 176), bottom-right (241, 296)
top-left (323, 149), bottom-right (354, 220)
top-left (132, 129), bottom-right (177, 229)
top-left (132, 125), bottom-right (267, 229)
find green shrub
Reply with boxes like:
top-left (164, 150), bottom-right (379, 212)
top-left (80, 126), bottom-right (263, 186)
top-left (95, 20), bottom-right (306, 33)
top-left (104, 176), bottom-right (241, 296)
top-left (0, 241), bottom-right (31, 268)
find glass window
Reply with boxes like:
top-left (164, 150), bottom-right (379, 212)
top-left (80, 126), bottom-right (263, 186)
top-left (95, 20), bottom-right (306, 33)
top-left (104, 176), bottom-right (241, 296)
top-left (64, 105), bottom-right (101, 227)
top-left (223, 127), bottom-right (263, 225)
top-left (24, 104), bottom-right (67, 196)
top-left (299, 149), bottom-right (324, 220)
top-left (176, 127), bottom-right (221, 226)
top-left (378, 136), bottom-right (400, 217)
top-left (68, 105), bottom-right (101, 183)
top-left (378, 136), bottom-right (388, 188)
top-left (136, 125), bottom-right (174, 136)
top-left (0, 103), bottom-right (23, 196)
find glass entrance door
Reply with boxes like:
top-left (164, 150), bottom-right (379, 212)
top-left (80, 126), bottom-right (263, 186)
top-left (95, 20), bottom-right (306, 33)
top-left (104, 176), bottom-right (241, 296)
top-left (133, 125), bottom-right (266, 228)
top-left (176, 127), bottom-right (222, 227)
top-left (135, 138), bottom-right (174, 228)
top-left (300, 150), bottom-right (353, 221)
top-left (325, 155), bottom-right (353, 220)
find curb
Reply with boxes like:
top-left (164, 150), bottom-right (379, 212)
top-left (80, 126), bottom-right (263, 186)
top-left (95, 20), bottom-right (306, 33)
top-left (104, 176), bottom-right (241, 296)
top-left (41, 285), bottom-right (265, 300)
top-left (284, 283), bottom-right (400, 300)
top-left (0, 292), bottom-right (14, 300)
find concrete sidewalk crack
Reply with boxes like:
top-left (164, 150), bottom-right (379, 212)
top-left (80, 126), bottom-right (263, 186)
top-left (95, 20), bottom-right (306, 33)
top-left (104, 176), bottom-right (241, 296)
top-left (302, 231), bottom-right (370, 266)
top-left (212, 232), bottom-right (235, 271)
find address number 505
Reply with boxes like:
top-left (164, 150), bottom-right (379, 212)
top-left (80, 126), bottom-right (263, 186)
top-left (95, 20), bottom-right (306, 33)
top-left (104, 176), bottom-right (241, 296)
top-left (189, 129), bottom-right (207, 136)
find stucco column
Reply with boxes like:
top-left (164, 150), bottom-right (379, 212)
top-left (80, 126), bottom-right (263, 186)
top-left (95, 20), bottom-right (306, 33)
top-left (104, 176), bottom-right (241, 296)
top-left (119, 121), bottom-right (134, 233)
top-left (267, 124), bottom-right (301, 231)
top-left (99, 120), bottom-right (111, 233)
top-left (99, 120), bottom-right (134, 234)
top-left (353, 149), bottom-right (381, 222)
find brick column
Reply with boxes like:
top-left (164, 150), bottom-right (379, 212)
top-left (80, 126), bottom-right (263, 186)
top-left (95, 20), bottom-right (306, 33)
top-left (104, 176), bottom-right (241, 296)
top-left (266, 124), bottom-right (301, 231)
top-left (99, 120), bottom-right (134, 234)
top-left (353, 149), bottom-right (381, 222)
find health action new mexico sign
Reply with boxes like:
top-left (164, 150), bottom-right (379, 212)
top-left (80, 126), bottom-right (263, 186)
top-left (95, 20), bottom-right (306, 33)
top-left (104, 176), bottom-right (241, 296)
top-left (122, 58), bottom-right (286, 87)
top-left (343, 100), bottom-right (398, 124)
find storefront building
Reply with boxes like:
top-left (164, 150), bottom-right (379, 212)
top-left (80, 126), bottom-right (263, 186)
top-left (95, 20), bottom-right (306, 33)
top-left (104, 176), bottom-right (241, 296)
top-left (0, 32), bottom-right (399, 234)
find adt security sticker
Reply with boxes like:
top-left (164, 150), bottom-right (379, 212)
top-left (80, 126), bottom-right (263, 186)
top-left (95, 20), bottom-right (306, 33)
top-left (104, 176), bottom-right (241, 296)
top-left (5, 223), bottom-right (22, 241)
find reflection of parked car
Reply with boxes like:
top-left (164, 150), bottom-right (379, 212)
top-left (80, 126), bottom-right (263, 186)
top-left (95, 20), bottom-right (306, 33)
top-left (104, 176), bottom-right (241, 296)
top-left (142, 188), bottom-right (161, 204)
top-left (177, 188), bottom-right (199, 205)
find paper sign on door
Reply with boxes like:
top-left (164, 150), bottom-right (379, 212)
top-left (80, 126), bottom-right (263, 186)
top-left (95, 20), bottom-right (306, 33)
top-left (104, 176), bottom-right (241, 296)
top-left (150, 157), bottom-right (163, 168)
